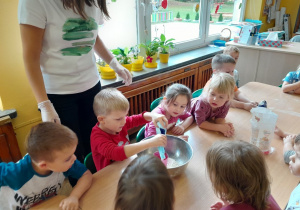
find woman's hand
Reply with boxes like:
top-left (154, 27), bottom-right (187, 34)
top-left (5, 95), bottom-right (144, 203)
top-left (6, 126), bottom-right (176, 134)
top-left (38, 100), bottom-right (61, 124)
top-left (109, 58), bottom-right (132, 86)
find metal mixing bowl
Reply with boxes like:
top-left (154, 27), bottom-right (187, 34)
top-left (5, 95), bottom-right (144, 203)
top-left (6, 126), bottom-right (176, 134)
top-left (138, 135), bottom-right (193, 177)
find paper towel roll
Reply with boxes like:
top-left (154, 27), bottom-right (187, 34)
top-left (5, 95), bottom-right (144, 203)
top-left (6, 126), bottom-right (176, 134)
top-left (275, 11), bottom-right (280, 27)
top-left (279, 7), bottom-right (286, 29)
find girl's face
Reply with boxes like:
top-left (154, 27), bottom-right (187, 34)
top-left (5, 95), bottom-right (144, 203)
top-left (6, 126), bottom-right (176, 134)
top-left (289, 144), bottom-right (300, 176)
top-left (165, 95), bottom-right (188, 118)
top-left (207, 89), bottom-right (229, 110)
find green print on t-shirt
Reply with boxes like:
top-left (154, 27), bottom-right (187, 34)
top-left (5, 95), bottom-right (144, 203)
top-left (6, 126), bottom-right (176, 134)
top-left (61, 17), bottom-right (97, 56)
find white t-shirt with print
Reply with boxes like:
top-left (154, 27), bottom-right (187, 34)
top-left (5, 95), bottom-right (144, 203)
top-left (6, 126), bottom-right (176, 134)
top-left (18, 0), bottom-right (103, 94)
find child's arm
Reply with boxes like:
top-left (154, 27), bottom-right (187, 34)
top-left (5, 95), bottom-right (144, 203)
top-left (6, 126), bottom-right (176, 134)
top-left (232, 90), bottom-right (258, 111)
top-left (172, 116), bottom-right (194, 135)
top-left (124, 134), bottom-right (167, 157)
top-left (199, 121), bottom-right (234, 137)
top-left (59, 170), bottom-right (92, 210)
top-left (282, 81), bottom-right (300, 93)
top-left (143, 112), bottom-right (168, 128)
top-left (283, 135), bottom-right (297, 164)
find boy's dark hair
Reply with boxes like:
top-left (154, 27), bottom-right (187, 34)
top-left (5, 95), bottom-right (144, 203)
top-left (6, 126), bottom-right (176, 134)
top-left (212, 54), bottom-right (236, 70)
top-left (115, 154), bottom-right (174, 210)
top-left (26, 122), bottom-right (78, 162)
top-left (206, 140), bottom-right (271, 210)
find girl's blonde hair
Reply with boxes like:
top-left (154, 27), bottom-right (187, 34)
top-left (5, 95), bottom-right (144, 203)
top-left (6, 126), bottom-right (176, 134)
top-left (223, 46), bottom-right (240, 55)
top-left (206, 140), bottom-right (271, 210)
top-left (207, 72), bottom-right (235, 100)
top-left (162, 83), bottom-right (192, 111)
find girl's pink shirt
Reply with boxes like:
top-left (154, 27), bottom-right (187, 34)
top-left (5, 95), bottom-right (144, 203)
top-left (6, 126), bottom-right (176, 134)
top-left (144, 104), bottom-right (191, 137)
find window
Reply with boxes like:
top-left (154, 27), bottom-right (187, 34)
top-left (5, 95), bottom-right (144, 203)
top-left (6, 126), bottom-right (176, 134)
top-left (137, 0), bottom-right (246, 53)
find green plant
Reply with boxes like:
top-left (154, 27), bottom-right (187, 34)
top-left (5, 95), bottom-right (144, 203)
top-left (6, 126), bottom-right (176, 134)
top-left (139, 40), bottom-right (160, 57)
top-left (156, 34), bottom-right (175, 54)
top-left (176, 12), bottom-right (180, 18)
top-left (210, 14), bottom-right (212, 21)
top-left (186, 13), bottom-right (190, 20)
top-left (111, 47), bottom-right (132, 64)
top-left (218, 13), bottom-right (223, 22)
top-left (195, 13), bottom-right (199, 20)
top-left (96, 58), bottom-right (106, 66)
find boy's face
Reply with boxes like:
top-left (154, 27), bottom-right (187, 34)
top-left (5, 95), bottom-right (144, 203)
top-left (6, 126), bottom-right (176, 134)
top-left (218, 63), bottom-right (236, 76)
top-left (99, 109), bottom-right (129, 134)
top-left (46, 144), bottom-right (77, 172)
top-left (289, 143), bottom-right (300, 176)
top-left (207, 89), bottom-right (229, 110)
top-left (230, 52), bottom-right (239, 63)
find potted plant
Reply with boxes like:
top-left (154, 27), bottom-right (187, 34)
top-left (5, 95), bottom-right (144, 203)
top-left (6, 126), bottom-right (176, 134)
top-left (111, 47), bottom-right (133, 71)
top-left (218, 13), bottom-right (223, 22)
top-left (140, 40), bottom-right (159, 68)
top-left (96, 59), bottom-right (116, 80)
top-left (156, 34), bottom-right (175, 63)
top-left (130, 45), bottom-right (144, 71)
top-left (184, 13), bottom-right (191, 22)
top-left (174, 12), bottom-right (182, 21)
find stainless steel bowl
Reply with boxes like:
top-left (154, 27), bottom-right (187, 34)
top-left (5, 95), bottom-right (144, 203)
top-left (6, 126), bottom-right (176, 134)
top-left (138, 135), bottom-right (193, 177)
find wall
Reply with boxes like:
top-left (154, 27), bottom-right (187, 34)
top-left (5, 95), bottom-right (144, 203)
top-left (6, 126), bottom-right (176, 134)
top-left (245, 0), bottom-right (300, 33)
top-left (0, 0), bottom-right (41, 156)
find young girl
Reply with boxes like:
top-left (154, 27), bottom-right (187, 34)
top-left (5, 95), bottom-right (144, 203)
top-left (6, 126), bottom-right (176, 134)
top-left (282, 64), bottom-right (300, 94)
top-left (144, 83), bottom-right (193, 140)
top-left (191, 72), bottom-right (235, 137)
top-left (206, 140), bottom-right (281, 210)
top-left (114, 154), bottom-right (174, 210)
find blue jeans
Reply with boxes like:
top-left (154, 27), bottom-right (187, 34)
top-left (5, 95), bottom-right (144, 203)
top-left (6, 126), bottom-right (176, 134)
top-left (48, 82), bottom-right (101, 163)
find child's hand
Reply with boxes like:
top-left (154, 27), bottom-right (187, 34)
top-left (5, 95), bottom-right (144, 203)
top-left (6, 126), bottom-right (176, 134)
top-left (220, 123), bottom-right (234, 137)
top-left (151, 113), bottom-right (168, 129)
top-left (59, 196), bottom-right (79, 210)
top-left (147, 134), bottom-right (167, 147)
top-left (210, 202), bottom-right (224, 210)
top-left (283, 135), bottom-right (297, 145)
top-left (179, 135), bottom-right (189, 141)
top-left (243, 102), bottom-right (257, 111)
top-left (172, 125), bottom-right (184, 135)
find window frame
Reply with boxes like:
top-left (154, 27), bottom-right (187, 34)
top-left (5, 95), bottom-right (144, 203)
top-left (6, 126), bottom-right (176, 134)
top-left (137, 0), bottom-right (247, 54)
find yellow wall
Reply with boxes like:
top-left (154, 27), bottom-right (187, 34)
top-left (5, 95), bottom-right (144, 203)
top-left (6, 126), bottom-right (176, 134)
top-left (245, 0), bottom-right (300, 33)
top-left (0, 1), bottom-right (41, 156)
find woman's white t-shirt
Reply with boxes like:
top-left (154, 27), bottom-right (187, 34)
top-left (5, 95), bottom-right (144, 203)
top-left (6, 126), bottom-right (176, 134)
top-left (18, 0), bottom-right (103, 94)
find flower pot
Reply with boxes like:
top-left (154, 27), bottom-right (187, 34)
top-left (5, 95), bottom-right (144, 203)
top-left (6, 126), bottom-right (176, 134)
top-left (122, 63), bottom-right (132, 72)
top-left (131, 56), bottom-right (144, 71)
top-left (159, 53), bottom-right (170, 63)
top-left (97, 64), bottom-right (116, 80)
top-left (144, 54), bottom-right (157, 68)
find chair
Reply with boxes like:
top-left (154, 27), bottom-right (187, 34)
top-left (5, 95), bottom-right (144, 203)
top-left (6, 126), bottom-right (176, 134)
top-left (192, 88), bottom-right (203, 98)
top-left (150, 97), bottom-right (163, 111)
top-left (136, 125), bottom-right (146, 142)
top-left (84, 152), bottom-right (97, 174)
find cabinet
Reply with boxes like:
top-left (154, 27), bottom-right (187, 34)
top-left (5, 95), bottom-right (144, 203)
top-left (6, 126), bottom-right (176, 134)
top-left (0, 116), bottom-right (22, 163)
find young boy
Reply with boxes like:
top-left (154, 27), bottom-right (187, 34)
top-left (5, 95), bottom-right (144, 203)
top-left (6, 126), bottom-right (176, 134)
top-left (0, 122), bottom-right (92, 210)
top-left (223, 46), bottom-right (240, 87)
top-left (204, 54), bottom-right (258, 111)
top-left (91, 88), bottom-right (168, 171)
top-left (283, 133), bottom-right (300, 209)
top-left (281, 64), bottom-right (300, 94)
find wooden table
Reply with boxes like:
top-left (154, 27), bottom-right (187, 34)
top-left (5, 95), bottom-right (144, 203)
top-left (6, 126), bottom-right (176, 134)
top-left (32, 82), bottom-right (300, 210)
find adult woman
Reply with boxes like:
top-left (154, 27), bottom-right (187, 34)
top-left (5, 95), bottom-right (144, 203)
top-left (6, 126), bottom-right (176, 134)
top-left (18, 0), bottom-right (132, 163)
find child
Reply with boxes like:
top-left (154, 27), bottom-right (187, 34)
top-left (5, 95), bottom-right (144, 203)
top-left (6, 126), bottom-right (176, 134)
top-left (91, 88), bottom-right (168, 171)
top-left (223, 46), bottom-right (240, 87)
top-left (191, 72), bottom-right (235, 137)
top-left (205, 54), bottom-right (258, 111)
top-left (144, 83), bottom-right (194, 140)
top-left (206, 140), bottom-right (281, 210)
top-left (0, 122), bottom-right (92, 210)
top-left (282, 65), bottom-right (300, 94)
top-left (114, 154), bottom-right (174, 210)
top-left (283, 134), bottom-right (300, 209)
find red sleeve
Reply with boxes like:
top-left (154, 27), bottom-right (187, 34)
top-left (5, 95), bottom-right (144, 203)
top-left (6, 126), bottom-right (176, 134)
top-left (125, 112), bottom-right (148, 130)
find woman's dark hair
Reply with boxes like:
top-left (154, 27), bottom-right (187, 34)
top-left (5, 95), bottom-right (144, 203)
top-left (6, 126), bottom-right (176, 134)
top-left (62, 0), bottom-right (110, 19)
top-left (115, 154), bottom-right (174, 210)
